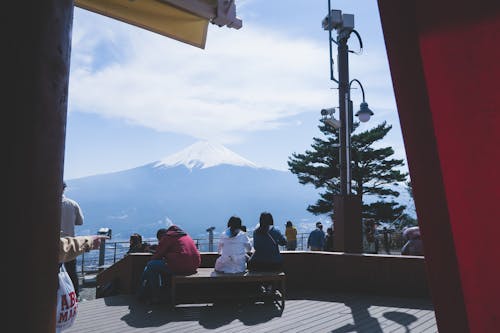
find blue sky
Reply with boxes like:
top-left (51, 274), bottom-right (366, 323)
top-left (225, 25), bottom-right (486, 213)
top-left (64, 0), bottom-right (406, 181)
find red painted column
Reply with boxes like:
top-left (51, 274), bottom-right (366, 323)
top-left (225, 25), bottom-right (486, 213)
top-left (378, 1), bottom-right (500, 332)
top-left (6, 2), bottom-right (74, 332)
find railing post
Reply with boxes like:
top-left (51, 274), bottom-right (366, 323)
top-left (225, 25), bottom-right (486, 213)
top-left (81, 252), bottom-right (85, 276)
top-left (113, 242), bottom-right (117, 264)
top-left (98, 238), bottom-right (106, 269)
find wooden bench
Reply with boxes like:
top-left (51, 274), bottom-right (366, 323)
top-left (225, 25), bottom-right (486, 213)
top-left (170, 268), bottom-right (286, 309)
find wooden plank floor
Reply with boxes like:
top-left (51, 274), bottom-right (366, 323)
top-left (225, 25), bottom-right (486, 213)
top-left (66, 292), bottom-right (437, 332)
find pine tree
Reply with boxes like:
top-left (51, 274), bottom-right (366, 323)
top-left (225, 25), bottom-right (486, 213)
top-left (288, 121), bottom-right (408, 222)
top-left (392, 180), bottom-right (418, 230)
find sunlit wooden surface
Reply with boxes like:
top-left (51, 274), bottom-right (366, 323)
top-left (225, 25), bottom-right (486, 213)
top-left (66, 291), bottom-right (437, 332)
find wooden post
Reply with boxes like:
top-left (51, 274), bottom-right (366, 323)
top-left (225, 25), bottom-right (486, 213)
top-left (333, 195), bottom-right (362, 253)
top-left (6, 2), bottom-right (74, 332)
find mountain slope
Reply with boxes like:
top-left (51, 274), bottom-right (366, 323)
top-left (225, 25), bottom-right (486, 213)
top-left (66, 142), bottom-right (319, 240)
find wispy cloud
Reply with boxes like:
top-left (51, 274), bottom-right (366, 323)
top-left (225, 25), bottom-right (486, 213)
top-left (69, 8), bottom-right (398, 144)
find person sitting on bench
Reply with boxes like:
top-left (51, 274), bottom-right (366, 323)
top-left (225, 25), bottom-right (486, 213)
top-left (137, 225), bottom-right (200, 303)
top-left (248, 212), bottom-right (287, 272)
top-left (215, 216), bottom-right (252, 274)
top-left (126, 233), bottom-right (152, 254)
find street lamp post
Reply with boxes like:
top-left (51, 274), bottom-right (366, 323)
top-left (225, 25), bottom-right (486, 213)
top-left (321, 3), bottom-right (374, 253)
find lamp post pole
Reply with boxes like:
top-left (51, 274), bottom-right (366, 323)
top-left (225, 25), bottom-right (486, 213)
top-left (334, 24), bottom-right (362, 253)
top-left (337, 28), bottom-right (351, 196)
top-left (322, 3), bottom-right (373, 253)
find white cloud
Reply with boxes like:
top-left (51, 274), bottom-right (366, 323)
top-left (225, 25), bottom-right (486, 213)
top-left (69, 8), bottom-right (398, 144)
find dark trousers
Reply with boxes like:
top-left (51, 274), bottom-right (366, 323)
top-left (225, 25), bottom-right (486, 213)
top-left (65, 259), bottom-right (79, 297)
top-left (137, 260), bottom-right (173, 301)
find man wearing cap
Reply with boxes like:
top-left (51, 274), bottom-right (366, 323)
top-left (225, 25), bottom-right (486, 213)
top-left (307, 222), bottom-right (325, 251)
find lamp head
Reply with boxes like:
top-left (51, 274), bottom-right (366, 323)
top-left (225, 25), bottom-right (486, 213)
top-left (355, 102), bottom-right (374, 123)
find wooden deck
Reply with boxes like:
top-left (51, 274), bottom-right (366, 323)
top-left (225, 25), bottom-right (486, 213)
top-left (67, 291), bottom-right (437, 332)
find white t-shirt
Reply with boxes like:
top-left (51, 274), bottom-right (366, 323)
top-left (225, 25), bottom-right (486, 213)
top-left (60, 195), bottom-right (84, 237)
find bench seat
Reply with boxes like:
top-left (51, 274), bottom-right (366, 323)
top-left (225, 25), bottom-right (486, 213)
top-left (171, 268), bottom-right (286, 309)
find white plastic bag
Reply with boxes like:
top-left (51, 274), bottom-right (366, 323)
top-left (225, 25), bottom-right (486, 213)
top-left (56, 264), bottom-right (78, 331)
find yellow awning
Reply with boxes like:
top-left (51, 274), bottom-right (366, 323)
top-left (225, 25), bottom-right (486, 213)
top-left (75, 0), bottom-right (210, 49)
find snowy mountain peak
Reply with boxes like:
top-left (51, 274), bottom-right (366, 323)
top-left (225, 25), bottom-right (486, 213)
top-left (154, 141), bottom-right (259, 170)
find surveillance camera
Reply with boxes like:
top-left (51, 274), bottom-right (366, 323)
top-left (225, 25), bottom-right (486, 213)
top-left (322, 117), bottom-right (341, 129)
top-left (321, 107), bottom-right (336, 116)
top-left (322, 9), bottom-right (343, 31)
top-left (342, 14), bottom-right (355, 31)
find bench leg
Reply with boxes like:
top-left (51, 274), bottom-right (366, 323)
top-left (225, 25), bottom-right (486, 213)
top-left (280, 278), bottom-right (285, 310)
top-left (273, 278), bottom-right (285, 310)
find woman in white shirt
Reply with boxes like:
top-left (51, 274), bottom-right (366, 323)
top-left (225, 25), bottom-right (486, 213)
top-left (215, 216), bottom-right (252, 273)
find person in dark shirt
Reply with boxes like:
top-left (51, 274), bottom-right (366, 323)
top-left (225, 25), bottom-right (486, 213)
top-left (248, 212), bottom-right (287, 272)
top-left (126, 233), bottom-right (151, 254)
top-left (308, 222), bottom-right (325, 251)
top-left (324, 227), bottom-right (334, 251)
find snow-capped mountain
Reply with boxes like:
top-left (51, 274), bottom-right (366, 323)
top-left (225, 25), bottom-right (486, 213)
top-left (66, 142), bottom-right (320, 241)
top-left (155, 141), bottom-right (258, 170)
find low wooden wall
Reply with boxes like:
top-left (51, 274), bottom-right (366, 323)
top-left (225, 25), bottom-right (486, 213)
top-left (96, 251), bottom-right (428, 298)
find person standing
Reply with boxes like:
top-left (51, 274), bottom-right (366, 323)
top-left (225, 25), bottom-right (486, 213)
top-left (363, 219), bottom-right (378, 254)
top-left (57, 235), bottom-right (107, 332)
top-left (324, 227), bottom-right (334, 251)
top-left (285, 221), bottom-right (298, 251)
top-left (60, 181), bottom-right (84, 298)
top-left (382, 227), bottom-right (391, 254)
top-left (307, 222), bottom-right (325, 251)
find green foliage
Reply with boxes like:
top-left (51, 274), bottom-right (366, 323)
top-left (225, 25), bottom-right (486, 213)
top-left (288, 121), bottom-right (408, 222)
top-left (406, 180), bottom-right (414, 199)
top-left (364, 200), bottom-right (406, 222)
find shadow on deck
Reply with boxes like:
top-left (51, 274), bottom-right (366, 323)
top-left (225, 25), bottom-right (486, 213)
top-left (68, 291), bottom-right (436, 332)
top-left (70, 251), bottom-right (435, 332)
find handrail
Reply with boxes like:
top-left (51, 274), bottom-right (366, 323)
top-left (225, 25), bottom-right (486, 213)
top-left (77, 231), bottom-right (407, 276)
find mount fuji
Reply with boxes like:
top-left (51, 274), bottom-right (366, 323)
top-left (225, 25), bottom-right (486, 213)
top-left (66, 141), bottom-right (320, 241)
top-left (155, 141), bottom-right (259, 170)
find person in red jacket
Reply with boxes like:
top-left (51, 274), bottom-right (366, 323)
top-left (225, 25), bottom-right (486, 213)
top-left (137, 225), bottom-right (200, 303)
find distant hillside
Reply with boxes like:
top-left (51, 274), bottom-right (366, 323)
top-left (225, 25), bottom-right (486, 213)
top-left (66, 141), bottom-right (320, 241)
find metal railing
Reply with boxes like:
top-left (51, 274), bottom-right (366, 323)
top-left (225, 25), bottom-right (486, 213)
top-left (77, 231), bottom-right (407, 276)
